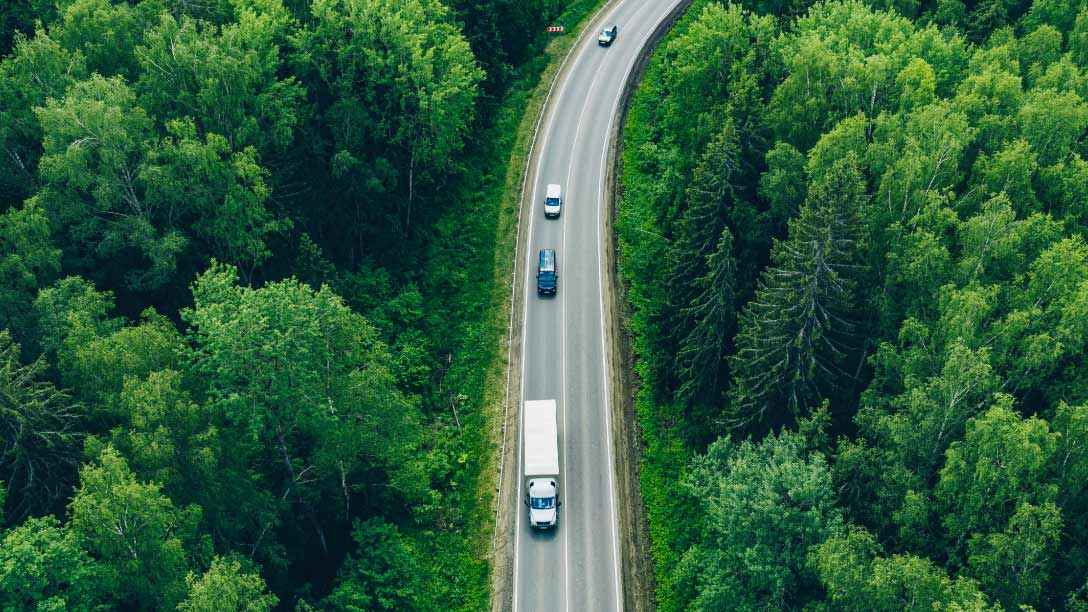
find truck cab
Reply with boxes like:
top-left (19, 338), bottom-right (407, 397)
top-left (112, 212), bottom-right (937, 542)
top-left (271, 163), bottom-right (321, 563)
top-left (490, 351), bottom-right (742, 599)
top-left (544, 183), bottom-right (562, 218)
top-left (526, 478), bottom-right (559, 529)
top-left (537, 249), bottom-right (558, 296)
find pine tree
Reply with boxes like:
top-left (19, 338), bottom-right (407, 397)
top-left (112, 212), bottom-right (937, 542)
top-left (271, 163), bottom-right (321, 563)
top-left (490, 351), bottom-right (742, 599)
top-left (727, 156), bottom-right (866, 432)
top-left (658, 115), bottom-right (741, 387)
top-left (0, 331), bottom-right (83, 520)
top-left (675, 227), bottom-right (738, 430)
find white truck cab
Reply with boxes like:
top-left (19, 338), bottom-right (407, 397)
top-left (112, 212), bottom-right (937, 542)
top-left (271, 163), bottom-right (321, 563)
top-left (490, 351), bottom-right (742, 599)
top-left (527, 479), bottom-right (558, 527)
top-left (544, 183), bottom-right (562, 218)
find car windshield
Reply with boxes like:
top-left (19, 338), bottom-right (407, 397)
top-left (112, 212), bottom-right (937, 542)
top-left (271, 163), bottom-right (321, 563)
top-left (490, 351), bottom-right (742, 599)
top-left (602, 29), bottom-right (611, 36)
top-left (530, 496), bottom-right (555, 509)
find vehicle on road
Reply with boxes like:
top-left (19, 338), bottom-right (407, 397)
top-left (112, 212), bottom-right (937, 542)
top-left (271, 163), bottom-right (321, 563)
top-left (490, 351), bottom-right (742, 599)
top-left (537, 249), bottom-right (558, 296)
top-left (523, 399), bottom-right (561, 529)
top-left (545, 183), bottom-right (562, 218)
top-left (598, 25), bottom-right (618, 46)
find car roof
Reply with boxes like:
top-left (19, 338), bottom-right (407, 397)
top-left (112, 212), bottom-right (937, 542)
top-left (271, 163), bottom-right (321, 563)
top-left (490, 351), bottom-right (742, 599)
top-left (546, 184), bottom-right (561, 197)
top-left (539, 249), bottom-right (556, 269)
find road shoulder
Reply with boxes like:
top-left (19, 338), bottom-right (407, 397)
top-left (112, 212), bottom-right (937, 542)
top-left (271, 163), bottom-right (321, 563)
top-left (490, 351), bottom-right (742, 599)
top-left (601, 1), bottom-right (694, 610)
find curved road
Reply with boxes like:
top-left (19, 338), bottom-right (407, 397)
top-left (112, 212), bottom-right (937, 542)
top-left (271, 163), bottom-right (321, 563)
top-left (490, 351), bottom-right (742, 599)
top-left (513, 1), bottom-right (686, 610)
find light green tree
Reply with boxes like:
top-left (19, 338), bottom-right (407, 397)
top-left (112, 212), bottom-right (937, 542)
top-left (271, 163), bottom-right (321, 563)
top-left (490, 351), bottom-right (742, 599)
top-left (291, 0), bottom-right (482, 234)
top-left (178, 557), bottom-right (277, 612)
top-left (51, 0), bottom-right (158, 78)
top-left (0, 516), bottom-right (111, 610)
top-left (966, 501), bottom-right (1062, 609)
top-left (0, 28), bottom-right (86, 205)
top-left (675, 431), bottom-right (843, 610)
top-left (813, 526), bottom-right (997, 611)
top-left (69, 446), bottom-right (203, 610)
top-left (0, 198), bottom-right (59, 342)
top-left (135, 2), bottom-right (304, 157)
top-left (937, 397), bottom-right (1058, 558)
top-left (183, 263), bottom-right (426, 555)
top-left (35, 74), bottom-right (183, 290)
top-left (1018, 88), bottom-right (1088, 166)
top-left (141, 119), bottom-right (288, 279)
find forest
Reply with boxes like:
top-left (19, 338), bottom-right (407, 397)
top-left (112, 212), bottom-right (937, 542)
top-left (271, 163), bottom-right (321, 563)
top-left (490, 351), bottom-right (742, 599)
top-left (0, 0), bottom-right (592, 609)
top-left (619, 0), bottom-right (1088, 610)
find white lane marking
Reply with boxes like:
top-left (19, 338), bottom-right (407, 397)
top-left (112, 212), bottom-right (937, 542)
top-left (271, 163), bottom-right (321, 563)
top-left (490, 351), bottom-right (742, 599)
top-left (514, 2), bottom-right (629, 610)
top-left (594, 1), bottom-right (687, 609)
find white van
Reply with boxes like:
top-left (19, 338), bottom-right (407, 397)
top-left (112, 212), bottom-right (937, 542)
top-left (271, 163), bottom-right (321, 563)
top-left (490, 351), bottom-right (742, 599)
top-left (544, 184), bottom-right (562, 218)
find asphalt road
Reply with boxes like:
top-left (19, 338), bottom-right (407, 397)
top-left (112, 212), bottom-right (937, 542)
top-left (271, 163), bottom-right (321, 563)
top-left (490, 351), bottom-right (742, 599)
top-left (513, 2), bottom-right (686, 610)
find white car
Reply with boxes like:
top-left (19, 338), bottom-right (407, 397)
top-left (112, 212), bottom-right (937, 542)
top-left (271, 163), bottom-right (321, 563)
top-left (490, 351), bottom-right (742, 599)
top-left (545, 183), bottom-right (562, 218)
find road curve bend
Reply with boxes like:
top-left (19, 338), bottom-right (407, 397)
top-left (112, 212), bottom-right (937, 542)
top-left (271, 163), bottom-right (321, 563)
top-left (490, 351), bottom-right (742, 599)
top-left (511, 1), bottom-right (687, 610)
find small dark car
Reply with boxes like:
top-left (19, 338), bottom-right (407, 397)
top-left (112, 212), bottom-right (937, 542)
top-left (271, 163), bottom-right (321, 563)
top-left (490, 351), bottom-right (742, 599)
top-left (598, 25), bottom-right (618, 46)
top-left (537, 249), bottom-right (558, 296)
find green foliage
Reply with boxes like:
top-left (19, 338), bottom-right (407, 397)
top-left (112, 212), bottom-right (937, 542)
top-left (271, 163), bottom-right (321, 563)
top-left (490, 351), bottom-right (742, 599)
top-left (445, 0), bottom-right (567, 89)
top-left (0, 515), bottom-right (110, 610)
top-left (937, 398), bottom-right (1058, 558)
top-left (324, 518), bottom-right (431, 611)
top-left (141, 119), bottom-right (287, 276)
top-left (813, 527), bottom-right (996, 611)
top-left (50, 0), bottom-right (157, 78)
top-left (0, 27), bottom-right (86, 207)
top-left (184, 262), bottom-right (426, 509)
top-left (728, 156), bottom-right (866, 431)
top-left (178, 557), bottom-right (278, 612)
top-left (966, 501), bottom-right (1062, 609)
top-left (291, 0), bottom-right (483, 242)
top-left (621, 0), bottom-right (1088, 609)
top-left (69, 446), bottom-right (204, 609)
top-left (660, 116), bottom-right (744, 428)
top-left (1018, 87), bottom-right (1088, 166)
top-left (0, 331), bottom-right (82, 520)
top-left (675, 431), bottom-right (843, 610)
top-left (675, 227), bottom-right (737, 431)
top-left (36, 74), bottom-right (180, 291)
top-left (135, 3), bottom-right (303, 157)
top-left (0, 198), bottom-right (59, 343)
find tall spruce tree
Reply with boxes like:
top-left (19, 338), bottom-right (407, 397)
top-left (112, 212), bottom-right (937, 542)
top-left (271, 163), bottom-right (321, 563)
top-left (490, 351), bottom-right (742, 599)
top-left (727, 156), bottom-right (865, 432)
top-left (675, 227), bottom-right (738, 439)
top-left (659, 115), bottom-right (741, 388)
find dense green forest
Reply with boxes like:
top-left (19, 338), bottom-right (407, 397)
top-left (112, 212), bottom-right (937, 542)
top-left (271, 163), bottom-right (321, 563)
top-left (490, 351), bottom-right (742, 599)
top-left (620, 0), bottom-right (1088, 609)
top-left (0, 0), bottom-right (595, 608)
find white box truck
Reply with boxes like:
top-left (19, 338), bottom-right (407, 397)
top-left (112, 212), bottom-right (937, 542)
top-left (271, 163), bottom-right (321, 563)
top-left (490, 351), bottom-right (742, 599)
top-left (523, 399), bottom-right (561, 529)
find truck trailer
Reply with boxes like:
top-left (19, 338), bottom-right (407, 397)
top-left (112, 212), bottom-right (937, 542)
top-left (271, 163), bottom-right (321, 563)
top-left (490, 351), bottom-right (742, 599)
top-left (523, 399), bottom-right (560, 529)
